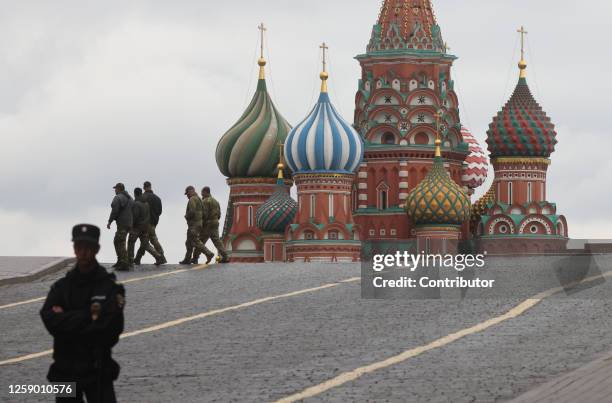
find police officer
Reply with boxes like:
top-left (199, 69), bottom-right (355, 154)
top-left (192, 186), bottom-right (229, 264)
top-left (135, 181), bottom-right (166, 265)
top-left (40, 224), bottom-right (125, 403)
top-left (180, 185), bottom-right (207, 265)
top-left (128, 188), bottom-right (165, 267)
top-left (106, 183), bottom-right (133, 272)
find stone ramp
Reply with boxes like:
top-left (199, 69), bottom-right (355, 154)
top-left (0, 256), bottom-right (74, 286)
top-left (510, 350), bottom-right (612, 403)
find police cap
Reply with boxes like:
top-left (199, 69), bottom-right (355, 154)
top-left (72, 224), bottom-right (100, 245)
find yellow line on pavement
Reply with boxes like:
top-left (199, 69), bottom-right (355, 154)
top-left (0, 277), bottom-right (361, 366)
top-left (0, 264), bottom-right (210, 311)
top-left (274, 271), bottom-right (612, 403)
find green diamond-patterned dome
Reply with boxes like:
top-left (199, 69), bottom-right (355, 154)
top-left (406, 153), bottom-right (471, 226)
top-left (256, 179), bottom-right (297, 233)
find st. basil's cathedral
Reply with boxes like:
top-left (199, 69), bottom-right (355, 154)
top-left (215, 0), bottom-right (568, 263)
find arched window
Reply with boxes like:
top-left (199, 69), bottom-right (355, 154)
top-left (304, 230), bottom-right (315, 240)
top-left (270, 244), bottom-right (276, 262)
top-left (527, 182), bottom-right (532, 203)
top-left (508, 182), bottom-right (513, 204)
top-left (382, 132), bottom-right (395, 144)
top-left (247, 206), bottom-right (254, 227)
top-left (310, 194), bottom-right (316, 219)
top-left (377, 182), bottom-right (390, 210)
top-left (414, 132), bottom-right (429, 145)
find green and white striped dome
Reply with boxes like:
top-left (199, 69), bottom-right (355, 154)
top-left (216, 77), bottom-right (292, 178)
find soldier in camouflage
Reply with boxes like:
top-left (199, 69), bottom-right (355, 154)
top-left (107, 183), bottom-right (133, 272)
top-left (192, 187), bottom-right (229, 264)
top-left (134, 181), bottom-right (166, 265)
top-left (180, 186), bottom-right (207, 265)
top-left (128, 188), bottom-right (165, 268)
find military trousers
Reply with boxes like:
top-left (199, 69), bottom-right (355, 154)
top-left (135, 224), bottom-right (164, 261)
top-left (198, 222), bottom-right (228, 259)
top-left (113, 225), bottom-right (129, 266)
top-left (128, 227), bottom-right (161, 263)
top-left (185, 224), bottom-right (206, 259)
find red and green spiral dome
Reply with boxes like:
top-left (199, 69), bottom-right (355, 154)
top-left (486, 77), bottom-right (557, 158)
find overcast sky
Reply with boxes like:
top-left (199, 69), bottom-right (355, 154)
top-left (1, 0), bottom-right (611, 262)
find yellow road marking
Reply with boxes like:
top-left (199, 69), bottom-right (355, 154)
top-left (0, 264), bottom-right (209, 311)
top-left (274, 271), bottom-right (612, 403)
top-left (0, 277), bottom-right (361, 366)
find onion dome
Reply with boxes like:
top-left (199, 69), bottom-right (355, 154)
top-left (406, 139), bottom-right (471, 226)
top-left (285, 44), bottom-right (364, 174)
top-left (460, 126), bottom-right (489, 190)
top-left (486, 51), bottom-right (557, 158)
top-left (256, 154), bottom-right (297, 233)
top-left (215, 34), bottom-right (292, 178)
top-left (470, 185), bottom-right (496, 228)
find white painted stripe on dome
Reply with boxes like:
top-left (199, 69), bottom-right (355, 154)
top-left (305, 105), bottom-right (322, 170)
top-left (248, 103), bottom-right (279, 176)
top-left (328, 106), bottom-right (350, 171)
top-left (228, 97), bottom-right (268, 175)
top-left (323, 104), bottom-right (334, 170)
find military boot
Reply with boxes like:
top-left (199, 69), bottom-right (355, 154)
top-left (179, 251), bottom-right (192, 265)
top-left (134, 251), bottom-right (144, 266)
top-left (204, 252), bottom-right (214, 264)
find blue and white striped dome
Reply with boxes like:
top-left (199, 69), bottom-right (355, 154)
top-left (284, 92), bottom-right (364, 174)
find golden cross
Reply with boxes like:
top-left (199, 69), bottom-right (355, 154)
top-left (434, 110), bottom-right (443, 140)
top-left (258, 23), bottom-right (267, 58)
top-left (517, 25), bottom-right (528, 60)
top-left (320, 42), bottom-right (329, 73)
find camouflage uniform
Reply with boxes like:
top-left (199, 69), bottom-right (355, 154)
top-left (136, 190), bottom-right (165, 262)
top-left (128, 196), bottom-right (162, 264)
top-left (183, 194), bottom-right (206, 262)
top-left (108, 191), bottom-right (133, 268)
top-left (195, 195), bottom-right (228, 262)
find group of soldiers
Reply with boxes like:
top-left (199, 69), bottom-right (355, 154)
top-left (107, 181), bottom-right (228, 271)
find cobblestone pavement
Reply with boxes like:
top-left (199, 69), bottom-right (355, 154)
top-left (0, 260), bottom-right (611, 402)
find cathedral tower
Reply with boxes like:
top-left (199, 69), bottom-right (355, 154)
top-left (352, 0), bottom-right (478, 243)
top-left (473, 27), bottom-right (568, 254)
top-left (284, 44), bottom-right (364, 262)
top-left (216, 24), bottom-right (293, 262)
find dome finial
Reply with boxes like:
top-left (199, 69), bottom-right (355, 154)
top-left (517, 25), bottom-right (528, 79)
top-left (277, 142), bottom-right (285, 179)
top-left (258, 23), bottom-right (267, 80)
top-left (434, 110), bottom-right (443, 157)
top-left (319, 42), bottom-right (329, 93)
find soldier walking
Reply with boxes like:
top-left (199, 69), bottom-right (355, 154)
top-left (193, 186), bottom-right (229, 264)
top-left (135, 181), bottom-right (166, 264)
top-left (107, 183), bottom-right (133, 272)
top-left (128, 188), bottom-right (165, 267)
top-left (40, 224), bottom-right (125, 403)
top-left (180, 185), bottom-right (207, 265)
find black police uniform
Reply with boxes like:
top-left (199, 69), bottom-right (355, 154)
top-left (40, 225), bottom-right (125, 403)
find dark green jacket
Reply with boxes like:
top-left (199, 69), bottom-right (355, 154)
top-left (143, 190), bottom-right (163, 226)
top-left (185, 195), bottom-right (203, 226)
top-left (108, 191), bottom-right (133, 228)
top-left (202, 195), bottom-right (221, 225)
top-left (132, 196), bottom-right (150, 231)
